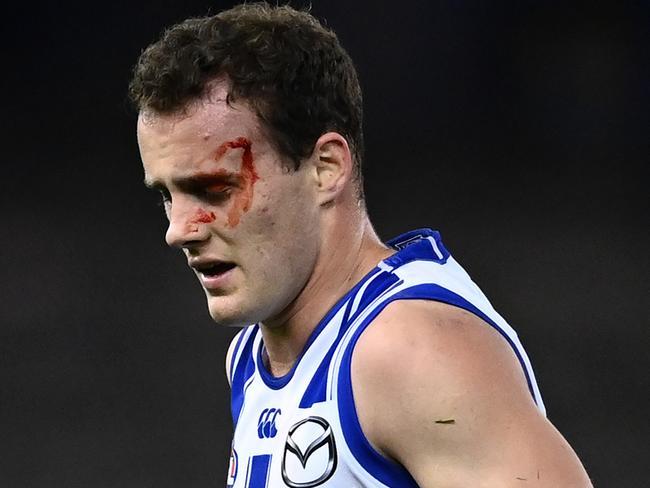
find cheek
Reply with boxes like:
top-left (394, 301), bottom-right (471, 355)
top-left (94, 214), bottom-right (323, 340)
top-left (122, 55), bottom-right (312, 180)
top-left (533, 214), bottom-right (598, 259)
top-left (245, 184), bottom-right (280, 228)
top-left (254, 193), bottom-right (319, 266)
top-left (236, 175), bottom-right (318, 268)
top-left (250, 199), bottom-right (288, 235)
top-left (256, 175), bottom-right (316, 225)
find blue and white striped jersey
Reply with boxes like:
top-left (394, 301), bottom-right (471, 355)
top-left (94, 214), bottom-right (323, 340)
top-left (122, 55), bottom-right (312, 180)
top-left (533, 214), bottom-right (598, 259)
top-left (226, 229), bottom-right (545, 488)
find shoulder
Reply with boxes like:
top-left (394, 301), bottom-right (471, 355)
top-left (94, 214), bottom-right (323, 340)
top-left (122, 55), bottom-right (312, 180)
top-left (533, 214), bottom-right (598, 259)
top-left (351, 299), bottom-right (533, 408)
top-left (350, 299), bottom-right (592, 486)
top-left (351, 298), bottom-right (534, 451)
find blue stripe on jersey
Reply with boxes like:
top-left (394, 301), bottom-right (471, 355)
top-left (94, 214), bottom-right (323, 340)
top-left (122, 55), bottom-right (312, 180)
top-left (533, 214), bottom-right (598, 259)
top-left (229, 329), bottom-right (248, 385)
top-left (246, 454), bottom-right (271, 488)
top-left (231, 326), bottom-right (259, 426)
top-left (349, 273), bottom-right (401, 324)
top-left (299, 272), bottom-right (405, 408)
top-left (255, 269), bottom-right (384, 391)
top-left (298, 298), bottom-right (354, 408)
top-left (337, 344), bottom-right (421, 487)
top-left (335, 279), bottom-right (423, 487)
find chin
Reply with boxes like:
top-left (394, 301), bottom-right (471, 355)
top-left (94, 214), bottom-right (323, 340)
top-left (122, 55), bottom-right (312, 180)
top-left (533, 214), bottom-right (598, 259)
top-left (206, 296), bottom-right (259, 328)
top-left (207, 307), bottom-right (249, 328)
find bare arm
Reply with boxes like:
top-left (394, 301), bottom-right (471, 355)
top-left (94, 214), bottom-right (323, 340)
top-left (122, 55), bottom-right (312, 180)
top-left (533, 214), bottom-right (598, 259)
top-left (352, 300), bottom-right (592, 487)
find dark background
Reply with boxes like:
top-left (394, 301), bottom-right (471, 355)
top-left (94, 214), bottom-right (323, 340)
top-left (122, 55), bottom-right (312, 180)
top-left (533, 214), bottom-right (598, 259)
top-left (2, 1), bottom-right (648, 486)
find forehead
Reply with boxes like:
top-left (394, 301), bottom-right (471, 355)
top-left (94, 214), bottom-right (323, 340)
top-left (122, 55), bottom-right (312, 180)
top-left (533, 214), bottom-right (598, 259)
top-left (137, 84), bottom-right (259, 149)
top-left (137, 82), bottom-right (276, 184)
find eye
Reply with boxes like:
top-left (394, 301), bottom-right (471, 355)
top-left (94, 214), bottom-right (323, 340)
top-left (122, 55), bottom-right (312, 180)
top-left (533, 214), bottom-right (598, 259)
top-left (202, 183), bottom-right (232, 203)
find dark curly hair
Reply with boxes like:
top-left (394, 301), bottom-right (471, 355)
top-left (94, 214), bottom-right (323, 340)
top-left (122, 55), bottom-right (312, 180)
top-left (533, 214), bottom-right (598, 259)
top-left (129, 2), bottom-right (364, 193)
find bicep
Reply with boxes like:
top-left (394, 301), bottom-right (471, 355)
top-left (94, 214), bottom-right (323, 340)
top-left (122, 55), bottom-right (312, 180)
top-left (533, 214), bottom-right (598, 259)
top-left (352, 300), bottom-right (592, 487)
top-left (409, 402), bottom-right (592, 487)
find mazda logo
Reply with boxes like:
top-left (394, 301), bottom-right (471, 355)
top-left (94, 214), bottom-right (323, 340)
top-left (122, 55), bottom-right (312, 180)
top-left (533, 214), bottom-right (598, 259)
top-left (281, 416), bottom-right (337, 488)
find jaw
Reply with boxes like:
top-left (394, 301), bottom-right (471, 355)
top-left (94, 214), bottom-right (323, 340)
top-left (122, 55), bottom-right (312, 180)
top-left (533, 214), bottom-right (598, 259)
top-left (205, 293), bottom-right (251, 327)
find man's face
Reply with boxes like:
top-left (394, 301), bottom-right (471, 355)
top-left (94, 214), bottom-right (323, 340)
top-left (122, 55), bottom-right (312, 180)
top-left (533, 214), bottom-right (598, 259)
top-left (137, 82), bottom-right (321, 326)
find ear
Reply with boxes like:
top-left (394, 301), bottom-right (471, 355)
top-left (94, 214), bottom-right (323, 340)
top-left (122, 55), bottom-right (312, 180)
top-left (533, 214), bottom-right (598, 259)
top-left (311, 132), bottom-right (353, 205)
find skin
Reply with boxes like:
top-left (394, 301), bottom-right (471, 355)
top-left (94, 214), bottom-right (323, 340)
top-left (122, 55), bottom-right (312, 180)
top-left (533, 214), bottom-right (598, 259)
top-left (138, 79), bottom-right (592, 486)
top-left (137, 78), bottom-right (390, 374)
top-left (353, 301), bottom-right (593, 487)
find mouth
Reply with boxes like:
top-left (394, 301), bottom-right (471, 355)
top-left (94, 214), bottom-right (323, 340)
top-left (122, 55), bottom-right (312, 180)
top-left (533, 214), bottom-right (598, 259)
top-left (190, 260), bottom-right (237, 291)
top-left (195, 261), bottom-right (236, 277)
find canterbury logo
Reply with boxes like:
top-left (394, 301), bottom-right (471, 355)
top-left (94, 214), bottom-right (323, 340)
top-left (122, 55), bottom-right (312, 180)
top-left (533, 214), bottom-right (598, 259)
top-left (281, 416), bottom-right (337, 488)
top-left (257, 408), bottom-right (281, 439)
top-left (393, 234), bottom-right (424, 250)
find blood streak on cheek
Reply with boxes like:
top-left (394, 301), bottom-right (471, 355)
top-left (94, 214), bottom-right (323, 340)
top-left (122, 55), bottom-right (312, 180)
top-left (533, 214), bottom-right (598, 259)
top-left (214, 137), bottom-right (260, 228)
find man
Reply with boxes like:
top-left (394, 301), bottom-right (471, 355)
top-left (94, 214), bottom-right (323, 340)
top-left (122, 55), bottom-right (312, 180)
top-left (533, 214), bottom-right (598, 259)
top-left (130, 3), bottom-right (592, 487)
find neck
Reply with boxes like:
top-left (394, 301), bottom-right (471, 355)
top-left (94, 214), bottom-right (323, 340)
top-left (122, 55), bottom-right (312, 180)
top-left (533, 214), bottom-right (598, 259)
top-left (259, 212), bottom-right (392, 377)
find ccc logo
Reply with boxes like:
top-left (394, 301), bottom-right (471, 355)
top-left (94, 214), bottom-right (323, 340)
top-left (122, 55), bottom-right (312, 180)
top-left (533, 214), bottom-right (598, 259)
top-left (257, 408), bottom-right (282, 439)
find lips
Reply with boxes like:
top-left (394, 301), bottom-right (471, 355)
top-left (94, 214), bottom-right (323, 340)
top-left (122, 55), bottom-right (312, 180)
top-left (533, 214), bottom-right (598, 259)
top-left (189, 259), bottom-right (237, 291)
top-left (196, 261), bottom-right (236, 277)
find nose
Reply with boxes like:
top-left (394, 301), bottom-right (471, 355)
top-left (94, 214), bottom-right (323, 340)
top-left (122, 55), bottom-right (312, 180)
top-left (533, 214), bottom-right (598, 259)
top-left (164, 197), bottom-right (210, 249)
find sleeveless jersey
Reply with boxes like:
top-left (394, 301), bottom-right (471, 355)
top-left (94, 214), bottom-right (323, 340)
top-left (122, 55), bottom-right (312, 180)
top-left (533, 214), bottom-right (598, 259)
top-left (226, 229), bottom-right (545, 488)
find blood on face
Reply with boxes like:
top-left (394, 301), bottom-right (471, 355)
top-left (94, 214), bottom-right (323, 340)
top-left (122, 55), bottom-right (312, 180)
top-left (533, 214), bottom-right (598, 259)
top-left (183, 137), bottom-right (260, 233)
top-left (192, 208), bottom-right (217, 224)
top-left (213, 137), bottom-right (260, 228)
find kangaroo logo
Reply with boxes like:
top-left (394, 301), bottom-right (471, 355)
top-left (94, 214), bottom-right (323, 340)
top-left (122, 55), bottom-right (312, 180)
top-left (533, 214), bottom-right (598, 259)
top-left (257, 408), bottom-right (282, 439)
top-left (281, 416), bottom-right (337, 488)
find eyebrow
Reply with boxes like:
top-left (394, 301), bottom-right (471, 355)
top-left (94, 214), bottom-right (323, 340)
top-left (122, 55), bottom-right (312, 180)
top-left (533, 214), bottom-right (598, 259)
top-left (144, 170), bottom-right (239, 191)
